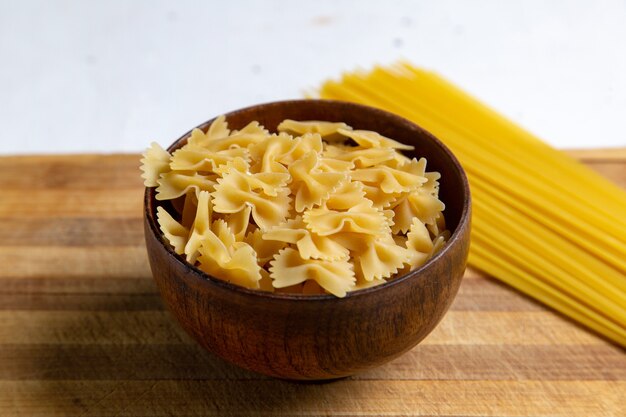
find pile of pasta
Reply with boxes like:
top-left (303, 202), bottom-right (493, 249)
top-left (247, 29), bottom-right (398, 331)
top-left (318, 62), bottom-right (626, 345)
top-left (141, 117), bottom-right (448, 297)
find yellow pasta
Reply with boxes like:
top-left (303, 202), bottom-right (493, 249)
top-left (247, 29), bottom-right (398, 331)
top-left (140, 142), bottom-right (171, 187)
top-left (302, 200), bottom-right (389, 236)
top-left (244, 228), bottom-right (287, 267)
top-left (156, 206), bottom-right (189, 255)
top-left (142, 115), bottom-right (448, 297)
top-left (277, 119), bottom-right (352, 141)
top-left (263, 217), bottom-right (350, 261)
top-left (211, 161), bottom-right (291, 230)
top-left (197, 220), bottom-right (261, 289)
top-left (353, 234), bottom-right (410, 282)
top-left (155, 172), bottom-right (217, 201)
top-left (288, 151), bottom-right (346, 212)
top-left (318, 62), bottom-right (626, 344)
top-left (183, 190), bottom-right (213, 264)
top-left (269, 248), bottom-right (356, 297)
top-left (338, 128), bottom-right (415, 150)
top-left (169, 145), bottom-right (248, 173)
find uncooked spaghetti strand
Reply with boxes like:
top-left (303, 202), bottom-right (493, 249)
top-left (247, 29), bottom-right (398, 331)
top-left (472, 223), bottom-right (626, 324)
top-left (470, 245), bottom-right (626, 347)
top-left (473, 197), bottom-right (626, 302)
top-left (470, 173), bottom-right (626, 275)
top-left (474, 188), bottom-right (626, 294)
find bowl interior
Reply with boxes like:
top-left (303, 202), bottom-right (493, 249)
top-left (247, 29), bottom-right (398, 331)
top-left (146, 99), bottom-right (470, 299)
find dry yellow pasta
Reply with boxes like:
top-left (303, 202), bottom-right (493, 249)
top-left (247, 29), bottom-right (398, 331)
top-left (141, 117), bottom-right (448, 297)
top-left (318, 62), bottom-right (626, 345)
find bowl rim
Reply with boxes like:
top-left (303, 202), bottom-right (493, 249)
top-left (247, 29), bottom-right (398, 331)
top-left (144, 99), bottom-right (471, 301)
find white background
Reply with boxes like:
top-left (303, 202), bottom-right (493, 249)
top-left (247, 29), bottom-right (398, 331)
top-left (1, 0), bottom-right (625, 154)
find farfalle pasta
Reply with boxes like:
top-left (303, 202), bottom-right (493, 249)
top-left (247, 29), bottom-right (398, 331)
top-left (141, 116), bottom-right (449, 297)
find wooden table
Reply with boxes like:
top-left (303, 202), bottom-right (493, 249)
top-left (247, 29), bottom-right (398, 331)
top-left (0, 151), bottom-right (624, 417)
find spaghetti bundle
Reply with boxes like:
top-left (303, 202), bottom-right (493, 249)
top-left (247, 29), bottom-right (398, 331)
top-left (318, 62), bottom-right (626, 346)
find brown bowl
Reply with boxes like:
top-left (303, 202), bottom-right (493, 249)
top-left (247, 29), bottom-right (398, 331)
top-left (144, 100), bottom-right (471, 380)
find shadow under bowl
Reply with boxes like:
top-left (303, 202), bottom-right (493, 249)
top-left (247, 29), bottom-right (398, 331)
top-left (144, 99), bottom-right (471, 380)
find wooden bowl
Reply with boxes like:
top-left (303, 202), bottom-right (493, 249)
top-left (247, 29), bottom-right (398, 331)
top-left (144, 100), bottom-right (471, 380)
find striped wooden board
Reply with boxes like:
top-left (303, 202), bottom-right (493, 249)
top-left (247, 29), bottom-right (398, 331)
top-left (0, 151), bottom-right (624, 417)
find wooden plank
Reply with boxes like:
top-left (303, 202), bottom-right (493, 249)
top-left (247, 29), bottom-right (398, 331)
top-left (0, 311), bottom-right (191, 345)
top-left (566, 147), bottom-right (626, 161)
top-left (580, 161), bottom-right (626, 186)
top-left (0, 218), bottom-right (143, 247)
top-left (0, 311), bottom-right (605, 346)
top-left (0, 246), bottom-right (150, 279)
top-left (0, 154), bottom-right (143, 190)
top-left (0, 190), bottom-right (143, 218)
top-left (0, 344), bottom-right (623, 382)
top-left (451, 276), bottom-right (545, 311)
top-left (0, 277), bottom-right (155, 295)
top-left (0, 380), bottom-right (623, 417)
top-left (359, 344), bottom-right (626, 381)
top-left (0, 294), bottom-right (163, 311)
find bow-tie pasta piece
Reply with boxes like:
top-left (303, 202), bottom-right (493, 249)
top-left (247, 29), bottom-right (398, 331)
top-left (269, 248), bottom-right (356, 297)
top-left (170, 145), bottom-right (249, 173)
top-left (356, 158), bottom-right (430, 209)
top-left (323, 144), bottom-right (396, 168)
top-left (317, 157), bottom-right (354, 173)
top-left (207, 121), bottom-right (269, 152)
top-left (263, 217), bottom-right (350, 261)
top-left (275, 133), bottom-right (323, 166)
top-left (155, 172), bottom-right (217, 201)
top-left (289, 151), bottom-right (347, 212)
top-left (244, 228), bottom-right (287, 266)
top-left (179, 191), bottom-right (199, 229)
top-left (187, 115), bottom-right (231, 147)
top-left (337, 128), bottom-right (415, 151)
top-left (183, 190), bottom-right (213, 263)
top-left (395, 157), bottom-right (440, 196)
top-left (198, 219), bottom-right (261, 289)
top-left (405, 217), bottom-right (434, 269)
top-left (403, 217), bottom-right (451, 274)
top-left (427, 212), bottom-right (447, 238)
top-left (303, 201), bottom-right (389, 236)
top-left (324, 181), bottom-right (366, 211)
top-left (354, 234), bottom-right (411, 282)
top-left (360, 184), bottom-right (403, 209)
top-left (217, 157), bottom-right (290, 197)
top-left (212, 163), bottom-right (291, 230)
top-left (351, 165), bottom-right (427, 194)
top-left (248, 133), bottom-right (293, 174)
top-left (156, 206), bottom-right (189, 255)
top-left (391, 191), bottom-right (446, 234)
top-left (278, 119), bottom-right (352, 142)
top-left (432, 230), bottom-right (451, 254)
top-left (222, 205), bottom-right (252, 241)
top-left (141, 142), bottom-right (171, 186)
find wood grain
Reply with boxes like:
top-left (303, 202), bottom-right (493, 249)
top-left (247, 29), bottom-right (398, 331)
top-left (0, 152), bottom-right (624, 416)
top-left (1, 380), bottom-right (624, 417)
top-left (0, 311), bottom-right (605, 346)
